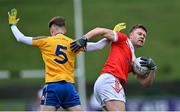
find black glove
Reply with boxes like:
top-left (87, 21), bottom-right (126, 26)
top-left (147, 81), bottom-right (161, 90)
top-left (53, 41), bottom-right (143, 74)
top-left (70, 36), bottom-right (87, 53)
top-left (140, 57), bottom-right (157, 70)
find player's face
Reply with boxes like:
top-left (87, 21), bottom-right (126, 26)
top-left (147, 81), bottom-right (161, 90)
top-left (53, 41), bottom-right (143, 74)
top-left (129, 28), bottom-right (147, 48)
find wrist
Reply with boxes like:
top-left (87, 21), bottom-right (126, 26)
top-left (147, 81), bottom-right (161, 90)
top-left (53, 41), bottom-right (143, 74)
top-left (82, 35), bottom-right (88, 41)
top-left (9, 24), bottom-right (16, 27)
top-left (150, 66), bottom-right (157, 70)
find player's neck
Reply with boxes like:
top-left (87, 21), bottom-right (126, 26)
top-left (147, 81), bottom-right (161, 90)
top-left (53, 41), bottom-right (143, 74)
top-left (55, 32), bottom-right (64, 35)
top-left (56, 29), bottom-right (66, 35)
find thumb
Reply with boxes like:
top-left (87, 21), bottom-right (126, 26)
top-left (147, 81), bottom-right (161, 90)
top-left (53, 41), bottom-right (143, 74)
top-left (8, 12), bottom-right (10, 17)
top-left (16, 18), bottom-right (20, 22)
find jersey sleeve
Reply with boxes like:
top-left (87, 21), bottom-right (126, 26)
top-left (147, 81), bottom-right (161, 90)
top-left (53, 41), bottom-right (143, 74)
top-left (115, 32), bottom-right (128, 43)
top-left (11, 25), bottom-right (33, 45)
top-left (32, 36), bottom-right (48, 48)
top-left (86, 38), bottom-right (109, 51)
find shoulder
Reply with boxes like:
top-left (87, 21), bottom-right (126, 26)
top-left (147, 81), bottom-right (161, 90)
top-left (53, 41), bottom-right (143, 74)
top-left (57, 34), bottom-right (74, 42)
top-left (33, 36), bottom-right (49, 40)
top-left (115, 32), bottom-right (128, 42)
top-left (116, 32), bottom-right (128, 38)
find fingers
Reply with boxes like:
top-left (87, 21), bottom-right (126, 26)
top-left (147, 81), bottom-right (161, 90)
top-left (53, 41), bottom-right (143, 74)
top-left (116, 23), bottom-right (126, 27)
top-left (113, 22), bottom-right (126, 31)
top-left (74, 46), bottom-right (80, 53)
top-left (8, 8), bottom-right (17, 17)
top-left (140, 57), bottom-right (148, 67)
top-left (11, 8), bottom-right (17, 16)
top-left (140, 61), bottom-right (148, 67)
top-left (70, 42), bottom-right (81, 53)
top-left (118, 23), bottom-right (126, 26)
top-left (8, 12), bottom-right (10, 17)
top-left (118, 23), bottom-right (126, 29)
top-left (71, 45), bottom-right (80, 53)
top-left (140, 61), bottom-right (147, 65)
top-left (71, 45), bottom-right (79, 53)
top-left (16, 18), bottom-right (20, 22)
top-left (70, 42), bottom-right (78, 50)
top-left (70, 42), bottom-right (76, 48)
top-left (140, 57), bottom-right (148, 61)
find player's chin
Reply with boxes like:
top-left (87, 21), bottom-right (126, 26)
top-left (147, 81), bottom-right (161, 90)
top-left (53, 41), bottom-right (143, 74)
top-left (136, 44), bottom-right (144, 48)
top-left (137, 43), bottom-right (145, 47)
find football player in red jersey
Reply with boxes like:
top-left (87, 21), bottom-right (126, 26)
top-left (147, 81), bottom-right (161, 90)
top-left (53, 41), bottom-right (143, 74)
top-left (71, 24), bottom-right (157, 111)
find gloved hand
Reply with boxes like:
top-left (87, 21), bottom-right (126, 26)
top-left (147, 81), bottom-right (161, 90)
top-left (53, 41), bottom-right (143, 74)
top-left (70, 36), bottom-right (87, 53)
top-left (113, 23), bottom-right (126, 32)
top-left (140, 57), bottom-right (157, 70)
top-left (8, 8), bottom-right (20, 25)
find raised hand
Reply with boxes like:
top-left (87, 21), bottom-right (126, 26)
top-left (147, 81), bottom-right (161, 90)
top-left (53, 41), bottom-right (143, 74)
top-left (113, 23), bottom-right (126, 32)
top-left (8, 8), bottom-right (20, 25)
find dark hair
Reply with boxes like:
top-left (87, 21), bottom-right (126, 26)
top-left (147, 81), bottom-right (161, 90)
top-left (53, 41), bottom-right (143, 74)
top-left (129, 24), bottom-right (147, 34)
top-left (48, 16), bottom-right (66, 28)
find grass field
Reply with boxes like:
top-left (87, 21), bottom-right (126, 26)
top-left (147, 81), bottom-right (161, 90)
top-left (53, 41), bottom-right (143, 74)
top-left (0, 0), bottom-right (180, 84)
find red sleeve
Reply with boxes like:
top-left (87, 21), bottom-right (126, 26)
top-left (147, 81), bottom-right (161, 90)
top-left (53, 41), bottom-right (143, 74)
top-left (116, 32), bottom-right (128, 42)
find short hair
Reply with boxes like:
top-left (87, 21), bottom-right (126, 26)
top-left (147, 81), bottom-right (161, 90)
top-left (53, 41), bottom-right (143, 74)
top-left (129, 24), bottom-right (147, 34)
top-left (48, 16), bottom-right (66, 28)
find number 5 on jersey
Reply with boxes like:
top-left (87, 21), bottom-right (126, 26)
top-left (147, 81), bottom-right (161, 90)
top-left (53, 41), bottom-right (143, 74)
top-left (54, 45), bottom-right (68, 64)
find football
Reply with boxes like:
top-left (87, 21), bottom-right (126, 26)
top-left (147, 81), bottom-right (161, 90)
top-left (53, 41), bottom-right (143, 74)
top-left (133, 57), bottom-right (150, 76)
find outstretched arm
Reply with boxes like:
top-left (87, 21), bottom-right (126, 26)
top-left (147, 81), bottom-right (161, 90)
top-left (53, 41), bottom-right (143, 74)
top-left (85, 28), bottom-right (117, 41)
top-left (70, 23), bottom-right (126, 53)
top-left (85, 23), bottom-right (126, 41)
top-left (70, 28), bottom-right (117, 53)
top-left (70, 23), bottom-right (126, 52)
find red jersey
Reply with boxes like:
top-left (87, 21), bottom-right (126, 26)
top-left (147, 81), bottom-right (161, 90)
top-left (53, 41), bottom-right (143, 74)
top-left (101, 32), bottom-right (133, 86)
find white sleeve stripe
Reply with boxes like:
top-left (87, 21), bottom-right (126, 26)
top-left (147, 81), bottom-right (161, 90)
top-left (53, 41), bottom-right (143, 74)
top-left (113, 31), bottom-right (118, 42)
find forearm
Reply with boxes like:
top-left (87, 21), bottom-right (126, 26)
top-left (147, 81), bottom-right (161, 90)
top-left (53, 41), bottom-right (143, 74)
top-left (86, 38), bottom-right (110, 51)
top-left (84, 27), bottom-right (117, 41)
top-left (137, 70), bottom-right (156, 86)
top-left (11, 25), bottom-right (32, 45)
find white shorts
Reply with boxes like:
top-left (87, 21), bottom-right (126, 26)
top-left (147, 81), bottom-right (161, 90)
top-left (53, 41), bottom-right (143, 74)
top-left (94, 73), bottom-right (126, 107)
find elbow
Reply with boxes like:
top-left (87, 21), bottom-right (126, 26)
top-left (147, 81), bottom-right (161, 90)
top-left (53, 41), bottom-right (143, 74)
top-left (16, 35), bottom-right (25, 43)
top-left (16, 38), bottom-right (21, 42)
top-left (94, 27), bottom-right (102, 30)
top-left (93, 27), bottom-right (105, 33)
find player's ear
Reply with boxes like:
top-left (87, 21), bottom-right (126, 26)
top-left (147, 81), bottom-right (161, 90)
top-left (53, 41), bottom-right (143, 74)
top-left (129, 32), bottom-right (133, 39)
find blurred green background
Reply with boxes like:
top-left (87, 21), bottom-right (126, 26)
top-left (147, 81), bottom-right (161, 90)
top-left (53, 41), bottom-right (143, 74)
top-left (0, 0), bottom-right (180, 110)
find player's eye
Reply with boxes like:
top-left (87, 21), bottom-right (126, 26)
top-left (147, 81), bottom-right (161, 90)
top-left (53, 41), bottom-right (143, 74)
top-left (137, 32), bottom-right (142, 36)
top-left (143, 34), bottom-right (146, 38)
top-left (138, 32), bottom-right (146, 38)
